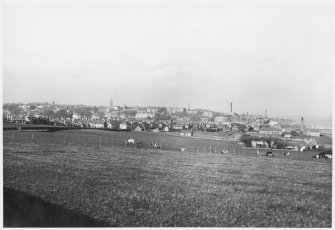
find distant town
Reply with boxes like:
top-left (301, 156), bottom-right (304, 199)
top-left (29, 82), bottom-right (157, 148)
top-left (3, 98), bottom-right (323, 137)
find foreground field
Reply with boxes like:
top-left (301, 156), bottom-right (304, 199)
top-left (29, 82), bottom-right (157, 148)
top-left (3, 130), bottom-right (332, 227)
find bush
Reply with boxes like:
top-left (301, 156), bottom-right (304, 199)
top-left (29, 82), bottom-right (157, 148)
top-left (240, 134), bottom-right (289, 149)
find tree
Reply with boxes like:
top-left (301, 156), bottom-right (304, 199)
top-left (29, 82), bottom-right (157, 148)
top-left (44, 110), bottom-right (55, 119)
top-left (30, 105), bottom-right (37, 110)
top-left (182, 108), bottom-right (187, 116)
top-left (4, 104), bottom-right (22, 116)
top-left (56, 109), bottom-right (70, 119)
top-left (96, 110), bottom-right (106, 120)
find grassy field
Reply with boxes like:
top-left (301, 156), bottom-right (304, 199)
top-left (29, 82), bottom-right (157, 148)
top-left (3, 130), bottom-right (332, 227)
top-left (3, 129), bottom-right (331, 162)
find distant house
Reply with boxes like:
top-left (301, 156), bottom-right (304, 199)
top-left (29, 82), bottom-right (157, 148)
top-left (282, 132), bottom-right (292, 138)
top-left (135, 111), bottom-right (154, 120)
top-left (173, 125), bottom-right (183, 130)
top-left (134, 125), bottom-right (142, 132)
top-left (12, 118), bottom-right (26, 124)
top-left (96, 122), bottom-right (104, 128)
top-left (259, 127), bottom-right (282, 135)
top-left (214, 116), bottom-right (229, 125)
top-left (119, 122), bottom-right (127, 130)
top-left (179, 129), bottom-right (193, 136)
top-left (251, 140), bottom-right (269, 148)
top-left (72, 112), bottom-right (81, 120)
top-left (65, 118), bottom-right (72, 126)
top-left (202, 111), bottom-right (213, 117)
top-left (305, 129), bottom-right (320, 137)
top-left (89, 121), bottom-right (104, 128)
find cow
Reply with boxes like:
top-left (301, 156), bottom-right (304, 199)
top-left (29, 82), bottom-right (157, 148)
top-left (266, 151), bottom-right (273, 156)
top-left (221, 149), bottom-right (228, 155)
top-left (150, 142), bottom-right (159, 148)
top-left (180, 148), bottom-right (185, 152)
top-left (325, 154), bottom-right (332, 159)
top-left (256, 150), bottom-right (260, 155)
top-left (210, 147), bottom-right (215, 153)
top-left (127, 139), bottom-right (135, 144)
top-left (284, 151), bottom-right (290, 156)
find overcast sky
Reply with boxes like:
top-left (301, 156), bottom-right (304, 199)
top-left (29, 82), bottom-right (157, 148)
top-left (2, 0), bottom-right (333, 123)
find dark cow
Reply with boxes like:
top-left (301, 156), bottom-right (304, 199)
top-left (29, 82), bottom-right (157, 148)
top-left (283, 152), bottom-right (290, 156)
top-left (266, 151), bottom-right (273, 156)
top-left (150, 142), bottom-right (159, 148)
top-left (221, 149), bottom-right (228, 155)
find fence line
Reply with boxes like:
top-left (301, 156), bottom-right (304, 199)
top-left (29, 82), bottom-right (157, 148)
top-left (3, 132), bottom-right (331, 163)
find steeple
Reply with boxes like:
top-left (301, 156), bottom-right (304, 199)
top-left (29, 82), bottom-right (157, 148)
top-left (109, 98), bottom-right (113, 108)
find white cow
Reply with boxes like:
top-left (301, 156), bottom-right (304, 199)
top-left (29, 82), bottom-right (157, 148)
top-left (221, 149), bottom-right (228, 155)
top-left (150, 142), bottom-right (159, 148)
top-left (127, 139), bottom-right (135, 144)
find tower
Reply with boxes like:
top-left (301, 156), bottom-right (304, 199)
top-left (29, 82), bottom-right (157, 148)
top-left (109, 98), bottom-right (113, 108)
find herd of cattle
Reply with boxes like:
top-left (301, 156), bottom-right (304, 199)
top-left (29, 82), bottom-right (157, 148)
top-left (126, 138), bottom-right (332, 160)
top-left (125, 138), bottom-right (292, 156)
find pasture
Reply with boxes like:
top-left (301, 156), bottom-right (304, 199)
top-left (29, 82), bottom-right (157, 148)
top-left (3, 129), bottom-right (332, 227)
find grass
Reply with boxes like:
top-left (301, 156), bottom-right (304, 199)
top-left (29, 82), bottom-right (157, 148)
top-left (3, 187), bottom-right (111, 227)
top-left (3, 130), bottom-right (332, 227)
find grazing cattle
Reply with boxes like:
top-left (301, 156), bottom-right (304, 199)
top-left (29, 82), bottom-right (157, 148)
top-left (127, 139), bottom-right (135, 144)
top-left (180, 148), bottom-right (185, 152)
top-left (266, 151), bottom-right (273, 156)
top-left (150, 142), bottom-right (159, 148)
top-left (256, 150), bottom-right (260, 155)
top-left (221, 149), bottom-right (228, 155)
top-left (284, 152), bottom-right (290, 156)
top-left (325, 154), bottom-right (332, 159)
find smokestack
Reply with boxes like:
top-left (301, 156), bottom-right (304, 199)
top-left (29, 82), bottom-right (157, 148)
top-left (265, 109), bottom-right (267, 118)
top-left (231, 102), bottom-right (232, 113)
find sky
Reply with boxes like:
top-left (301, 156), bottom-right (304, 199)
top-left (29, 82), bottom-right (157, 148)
top-left (2, 0), bottom-right (333, 124)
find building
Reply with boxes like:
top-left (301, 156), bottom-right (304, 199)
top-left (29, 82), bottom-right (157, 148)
top-left (259, 127), bottom-right (282, 135)
top-left (135, 111), bottom-right (154, 120)
top-left (12, 118), bottom-right (27, 124)
top-left (282, 132), bottom-right (292, 138)
top-left (214, 116), bottom-right (229, 124)
top-left (179, 129), bottom-right (193, 136)
top-left (109, 98), bottom-right (113, 108)
top-left (305, 129), bottom-right (320, 137)
top-left (251, 140), bottom-right (269, 148)
top-left (202, 111), bottom-right (213, 118)
top-left (119, 122), bottom-right (127, 130)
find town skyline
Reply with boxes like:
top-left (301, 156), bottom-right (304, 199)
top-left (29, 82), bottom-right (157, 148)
top-left (3, 100), bottom-right (332, 128)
